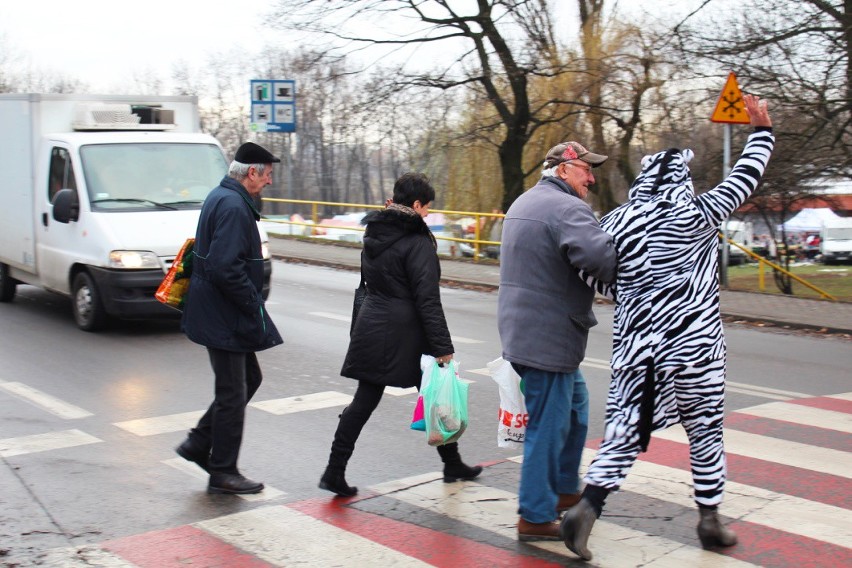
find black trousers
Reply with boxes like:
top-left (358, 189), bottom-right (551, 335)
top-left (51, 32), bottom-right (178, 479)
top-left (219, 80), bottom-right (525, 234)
top-left (328, 380), bottom-right (460, 471)
top-left (189, 348), bottom-right (263, 474)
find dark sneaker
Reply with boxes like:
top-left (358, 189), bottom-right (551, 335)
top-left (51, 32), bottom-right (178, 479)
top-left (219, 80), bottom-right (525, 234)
top-left (207, 473), bottom-right (264, 495)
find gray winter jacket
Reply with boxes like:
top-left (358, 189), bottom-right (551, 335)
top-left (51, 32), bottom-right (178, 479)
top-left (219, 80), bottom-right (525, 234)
top-left (498, 176), bottom-right (616, 373)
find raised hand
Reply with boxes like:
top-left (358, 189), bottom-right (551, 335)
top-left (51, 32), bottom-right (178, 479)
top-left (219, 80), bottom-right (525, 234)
top-left (743, 94), bottom-right (771, 127)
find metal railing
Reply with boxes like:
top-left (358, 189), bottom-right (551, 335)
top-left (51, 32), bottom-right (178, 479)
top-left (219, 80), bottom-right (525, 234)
top-left (260, 197), bottom-right (836, 299)
top-left (722, 235), bottom-right (836, 301)
top-left (261, 197), bottom-right (504, 262)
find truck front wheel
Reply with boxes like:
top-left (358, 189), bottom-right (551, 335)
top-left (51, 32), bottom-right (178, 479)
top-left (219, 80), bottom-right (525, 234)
top-left (72, 272), bottom-right (108, 331)
top-left (0, 263), bottom-right (17, 302)
top-left (0, 263), bottom-right (18, 302)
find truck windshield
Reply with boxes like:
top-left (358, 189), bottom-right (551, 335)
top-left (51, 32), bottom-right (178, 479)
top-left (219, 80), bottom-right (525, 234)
top-left (80, 143), bottom-right (227, 211)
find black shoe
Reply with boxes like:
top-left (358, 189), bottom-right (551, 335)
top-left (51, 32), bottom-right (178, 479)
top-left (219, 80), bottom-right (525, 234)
top-left (443, 461), bottom-right (483, 483)
top-left (207, 473), bottom-right (264, 495)
top-left (319, 468), bottom-right (358, 497)
top-left (176, 438), bottom-right (210, 473)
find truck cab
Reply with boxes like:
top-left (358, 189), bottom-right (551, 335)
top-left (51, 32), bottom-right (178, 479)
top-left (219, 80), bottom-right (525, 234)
top-left (0, 94), bottom-right (272, 330)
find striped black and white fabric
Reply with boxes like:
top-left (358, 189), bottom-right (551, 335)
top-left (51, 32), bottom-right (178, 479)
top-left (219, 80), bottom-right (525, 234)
top-left (584, 129), bottom-right (775, 506)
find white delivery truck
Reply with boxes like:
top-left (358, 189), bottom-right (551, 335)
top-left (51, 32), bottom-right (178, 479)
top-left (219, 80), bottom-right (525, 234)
top-left (0, 93), bottom-right (272, 331)
top-left (721, 219), bottom-right (753, 265)
top-left (820, 217), bottom-right (852, 264)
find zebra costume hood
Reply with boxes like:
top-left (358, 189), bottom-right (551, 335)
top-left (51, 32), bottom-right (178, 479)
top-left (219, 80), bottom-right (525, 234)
top-left (627, 147), bottom-right (695, 202)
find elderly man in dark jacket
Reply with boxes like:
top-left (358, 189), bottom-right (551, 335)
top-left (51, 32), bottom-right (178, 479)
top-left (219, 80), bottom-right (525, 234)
top-left (176, 142), bottom-right (283, 495)
top-left (498, 141), bottom-right (616, 541)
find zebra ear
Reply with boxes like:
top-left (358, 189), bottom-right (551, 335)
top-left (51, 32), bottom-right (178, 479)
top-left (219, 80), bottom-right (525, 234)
top-left (682, 149), bottom-right (694, 164)
top-left (640, 154), bottom-right (654, 168)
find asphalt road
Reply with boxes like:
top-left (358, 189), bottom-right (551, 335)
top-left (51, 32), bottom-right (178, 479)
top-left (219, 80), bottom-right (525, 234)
top-left (0, 260), bottom-right (850, 565)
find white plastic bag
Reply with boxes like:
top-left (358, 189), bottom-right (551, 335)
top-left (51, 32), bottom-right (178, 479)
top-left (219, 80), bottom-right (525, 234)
top-left (488, 357), bottom-right (527, 448)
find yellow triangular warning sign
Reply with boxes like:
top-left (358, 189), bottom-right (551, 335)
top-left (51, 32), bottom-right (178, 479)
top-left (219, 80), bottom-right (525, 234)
top-left (710, 72), bottom-right (750, 124)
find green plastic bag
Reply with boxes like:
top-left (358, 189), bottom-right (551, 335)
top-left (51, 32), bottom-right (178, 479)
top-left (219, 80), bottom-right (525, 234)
top-left (422, 360), bottom-right (469, 446)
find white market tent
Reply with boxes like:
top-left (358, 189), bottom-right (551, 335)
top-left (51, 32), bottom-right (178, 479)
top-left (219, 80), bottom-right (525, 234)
top-left (779, 208), bottom-right (841, 232)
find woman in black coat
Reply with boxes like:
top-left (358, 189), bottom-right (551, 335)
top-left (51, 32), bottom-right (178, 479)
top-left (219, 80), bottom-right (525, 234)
top-left (319, 173), bottom-right (482, 496)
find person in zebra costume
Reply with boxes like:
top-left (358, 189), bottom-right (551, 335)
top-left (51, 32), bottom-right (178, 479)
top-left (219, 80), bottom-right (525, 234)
top-left (560, 94), bottom-right (774, 561)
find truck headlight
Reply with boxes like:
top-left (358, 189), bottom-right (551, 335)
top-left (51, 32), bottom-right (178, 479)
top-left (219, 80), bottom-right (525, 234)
top-left (261, 241), bottom-right (270, 260)
top-left (109, 250), bottom-right (160, 269)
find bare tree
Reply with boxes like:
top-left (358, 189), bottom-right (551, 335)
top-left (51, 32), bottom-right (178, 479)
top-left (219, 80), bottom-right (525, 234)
top-left (269, 0), bottom-right (609, 212)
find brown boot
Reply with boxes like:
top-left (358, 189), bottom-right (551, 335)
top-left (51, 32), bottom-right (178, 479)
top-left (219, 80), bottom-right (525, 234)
top-left (557, 492), bottom-right (582, 513)
top-left (517, 517), bottom-right (562, 542)
top-left (697, 508), bottom-right (738, 549)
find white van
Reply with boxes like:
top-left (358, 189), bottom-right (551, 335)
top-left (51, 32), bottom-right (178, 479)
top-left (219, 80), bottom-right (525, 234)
top-left (0, 93), bottom-right (271, 330)
top-left (821, 217), bottom-right (852, 264)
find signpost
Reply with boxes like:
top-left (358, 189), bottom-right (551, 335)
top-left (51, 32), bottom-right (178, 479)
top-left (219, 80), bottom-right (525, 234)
top-left (710, 72), bottom-right (750, 287)
top-left (250, 80), bottom-right (296, 212)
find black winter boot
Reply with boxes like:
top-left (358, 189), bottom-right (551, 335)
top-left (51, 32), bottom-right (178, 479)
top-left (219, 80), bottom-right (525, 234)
top-left (437, 442), bottom-right (483, 483)
top-left (319, 466), bottom-right (358, 497)
top-left (697, 507), bottom-right (738, 549)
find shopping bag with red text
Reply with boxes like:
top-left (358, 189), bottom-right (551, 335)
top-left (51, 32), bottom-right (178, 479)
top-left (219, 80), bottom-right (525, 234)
top-left (488, 356), bottom-right (527, 448)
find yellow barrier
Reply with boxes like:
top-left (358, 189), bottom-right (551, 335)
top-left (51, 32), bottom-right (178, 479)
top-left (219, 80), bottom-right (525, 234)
top-left (722, 235), bottom-right (836, 301)
top-left (260, 198), bottom-right (836, 300)
top-left (262, 197), bottom-right (504, 262)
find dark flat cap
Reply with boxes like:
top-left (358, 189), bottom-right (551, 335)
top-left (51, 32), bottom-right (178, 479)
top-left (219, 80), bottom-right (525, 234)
top-left (234, 142), bottom-right (281, 164)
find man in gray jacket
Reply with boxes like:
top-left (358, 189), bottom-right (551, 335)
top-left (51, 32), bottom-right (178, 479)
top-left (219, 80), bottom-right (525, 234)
top-left (498, 141), bottom-right (616, 541)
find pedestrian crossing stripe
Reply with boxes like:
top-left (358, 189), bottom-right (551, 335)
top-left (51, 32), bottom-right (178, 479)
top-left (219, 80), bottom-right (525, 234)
top-left (0, 429), bottom-right (101, 458)
top-left (4, 392), bottom-right (851, 566)
top-left (0, 381), bottom-right (93, 419)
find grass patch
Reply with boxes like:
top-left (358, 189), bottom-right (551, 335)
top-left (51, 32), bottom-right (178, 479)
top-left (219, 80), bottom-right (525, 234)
top-left (725, 262), bottom-right (852, 302)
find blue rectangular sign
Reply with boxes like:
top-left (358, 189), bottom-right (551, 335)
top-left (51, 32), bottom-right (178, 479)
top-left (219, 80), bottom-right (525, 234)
top-left (250, 79), bottom-right (296, 133)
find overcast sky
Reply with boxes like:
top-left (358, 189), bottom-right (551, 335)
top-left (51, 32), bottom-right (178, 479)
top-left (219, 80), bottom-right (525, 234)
top-left (1, 1), bottom-right (699, 94)
top-left (0, 0), bottom-right (279, 91)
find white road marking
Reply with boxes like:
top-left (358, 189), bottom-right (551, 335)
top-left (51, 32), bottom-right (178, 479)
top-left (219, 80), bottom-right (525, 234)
top-left (466, 367), bottom-right (491, 376)
top-left (0, 429), bottom-right (102, 458)
top-left (828, 392), bottom-right (852, 401)
top-left (653, 425), bottom-right (852, 479)
top-left (737, 400), bottom-right (852, 433)
top-left (385, 387), bottom-right (418, 396)
top-left (250, 391), bottom-right (353, 415)
top-left (387, 479), bottom-right (756, 567)
top-left (0, 381), bottom-right (92, 419)
top-left (309, 311), bottom-right (351, 322)
top-left (196, 505), bottom-right (432, 566)
top-left (582, 449), bottom-right (852, 549)
top-left (162, 458), bottom-right (286, 502)
top-left (451, 335), bottom-right (484, 344)
top-left (726, 381), bottom-right (810, 399)
top-left (37, 547), bottom-right (136, 567)
top-left (114, 411), bottom-right (204, 437)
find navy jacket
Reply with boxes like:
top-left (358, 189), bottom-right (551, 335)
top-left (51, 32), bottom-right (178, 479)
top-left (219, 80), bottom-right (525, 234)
top-left (341, 208), bottom-right (453, 387)
top-left (181, 176), bottom-right (282, 352)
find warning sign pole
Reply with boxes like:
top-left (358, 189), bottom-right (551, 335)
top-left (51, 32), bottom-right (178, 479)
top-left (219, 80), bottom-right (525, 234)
top-left (711, 72), bottom-right (749, 288)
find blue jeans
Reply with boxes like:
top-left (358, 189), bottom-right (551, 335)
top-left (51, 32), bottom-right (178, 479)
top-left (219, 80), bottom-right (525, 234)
top-left (514, 364), bottom-right (589, 523)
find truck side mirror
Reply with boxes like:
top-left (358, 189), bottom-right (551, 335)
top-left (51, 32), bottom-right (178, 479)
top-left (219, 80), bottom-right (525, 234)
top-left (53, 189), bottom-right (79, 223)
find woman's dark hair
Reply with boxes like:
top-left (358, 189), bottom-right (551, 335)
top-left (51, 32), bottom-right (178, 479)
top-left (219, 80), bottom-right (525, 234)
top-left (392, 172), bottom-right (435, 207)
